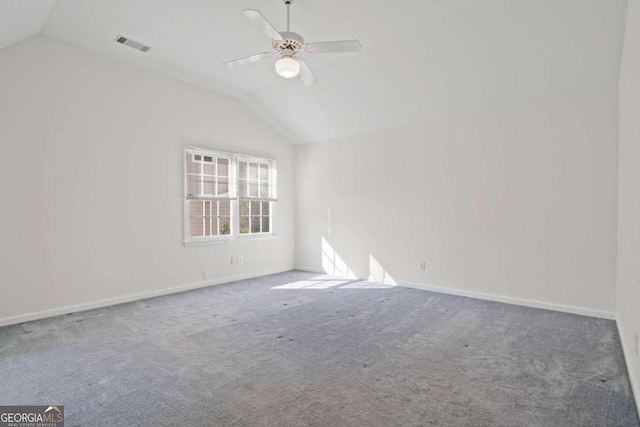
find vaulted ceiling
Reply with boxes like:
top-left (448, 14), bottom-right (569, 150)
top-left (0, 1), bottom-right (56, 50)
top-left (0, 0), bottom-right (629, 144)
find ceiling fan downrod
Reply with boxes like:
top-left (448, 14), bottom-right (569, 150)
top-left (285, 1), bottom-right (291, 32)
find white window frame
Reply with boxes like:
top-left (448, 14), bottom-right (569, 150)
top-left (183, 145), bottom-right (277, 245)
top-left (237, 154), bottom-right (278, 237)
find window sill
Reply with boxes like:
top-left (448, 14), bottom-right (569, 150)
top-left (183, 234), bottom-right (278, 247)
top-left (237, 234), bottom-right (278, 242)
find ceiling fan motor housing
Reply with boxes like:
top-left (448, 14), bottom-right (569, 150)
top-left (273, 31), bottom-right (304, 54)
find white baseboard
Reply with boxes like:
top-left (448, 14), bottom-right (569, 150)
top-left (295, 266), bottom-right (326, 274)
top-left (400, 281), bottom-right (615, 319)
top-left (294, 266), bottom-right (615, 320)
top-left (0, 266), bottom-right (294, 328)
top-left (617, 318), bottom-right (640, 413)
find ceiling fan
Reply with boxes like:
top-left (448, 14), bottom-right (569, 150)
top-left (224, 0), bottom-right (362, 86)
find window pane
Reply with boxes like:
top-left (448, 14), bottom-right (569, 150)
top-left (262, 202), bottom-right (270, 216)
top-left (217, 158), bottom-right (229, 178)
top-left (249, 163), bottom-right (259, 180)
top-left (204, 215), bottom-right (212, 236)
top-left (238, 179), bottom-right (247, 197)
top-left (194, 154), bottom-right (202, 161)
top-left (217, 178), bottom-right (229, 196)
top-left (259, 164), bottom-right (268, 181)
top-left (251, 217), bottom-right (261, 233)
top-left (203, 156), bottom-right (213, 163)
top-left (189, 200), bottom-right (205, 238)
top-left (212, 216), bottom-right (219, 236)
top-left (219, 200), bottom-right (231, 216)
top-left (251, 201), bottom-right (261, 215)
top-left (187, 154), bottom-right (201, 196)
top-left (188, 174), bottom-right (200, 196)
top-left (188, 156), bottom-right (201, 174)
top-left (203, 176), bottom-right (215, 195)
top-left (190, 200), bottom-right (203, 216)
top-left (203, 162), bottom-right (214, 175)
top-left (239, 161), bottom-right (247, 178)
top-left (220, 217), bottom-right (231, 235)
top-left (190, 217), bottom-right (203, 237)
top-left (240, 217), bottom-right (249, 234)
top-left (239, 200), bottom-right (250, 216)
top-left (259, 183), bottom-right (269, 198)
top-left (262, 216), bottom-right (270, 233)
top-left (248, 182), bottom-right (258, 197)
top-left (203, 201), bottom-right (212, 217)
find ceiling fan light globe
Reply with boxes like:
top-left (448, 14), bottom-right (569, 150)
top-left (275, 56), bottom-right (300, 78)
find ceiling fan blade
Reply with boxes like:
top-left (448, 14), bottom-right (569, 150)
top-left (224, 52), bottom-right (275, 68)
top-left (304, 40), bottom-right (362, 54)
top-left (298, 59), bottom-right (318, 87)
top-left (242, 9), bottom-right (284, 41)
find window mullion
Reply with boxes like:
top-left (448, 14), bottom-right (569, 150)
top-left (233, 156), bottom-right (238, 236)
top-left (211, 201), bottom-right (213, 237)
top-left (201, 201), bottom-right (206, 237)
top-left (214, 158), bottom-right (218, 197)
top-left (199, 161), bottom-right (204, 196)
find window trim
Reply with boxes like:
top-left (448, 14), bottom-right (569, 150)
top-left (183, 145), bottom-right (277, 246)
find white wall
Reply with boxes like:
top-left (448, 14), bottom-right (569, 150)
top-left (296, 83), bottom-right (619, 318)
top-left (0, 36), bottom-right (295, 325)
top-left (617, 0), bottom-right (640, 409)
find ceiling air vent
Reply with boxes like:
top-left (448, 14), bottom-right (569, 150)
top-left (115, 35), bottom-right (151, 53)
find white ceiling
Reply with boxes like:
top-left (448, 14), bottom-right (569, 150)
top-left (1, 0), bottom-right (629, 144)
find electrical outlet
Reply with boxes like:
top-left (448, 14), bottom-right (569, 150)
top-left (635, 333), bottom-right (639, 356)
top-left (419, 262), bottom-right (426, 271)
top-left (230, 257), bottom-right (235, 265)
top-left (202, 270), bottom-right (210, 280)
top-left (237, 256), bottom-right (244, 264)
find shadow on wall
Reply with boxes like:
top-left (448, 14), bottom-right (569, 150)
top-left (272, 238), bottom-right (397, 290)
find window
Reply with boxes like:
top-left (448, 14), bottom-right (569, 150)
top-left (184, 146), bottom-right (277, 243)
top-left (238, 159), bottom-right (276, 235)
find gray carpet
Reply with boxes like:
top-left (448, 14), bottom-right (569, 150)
top-left (0, 271), bottom-right (637, 426)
